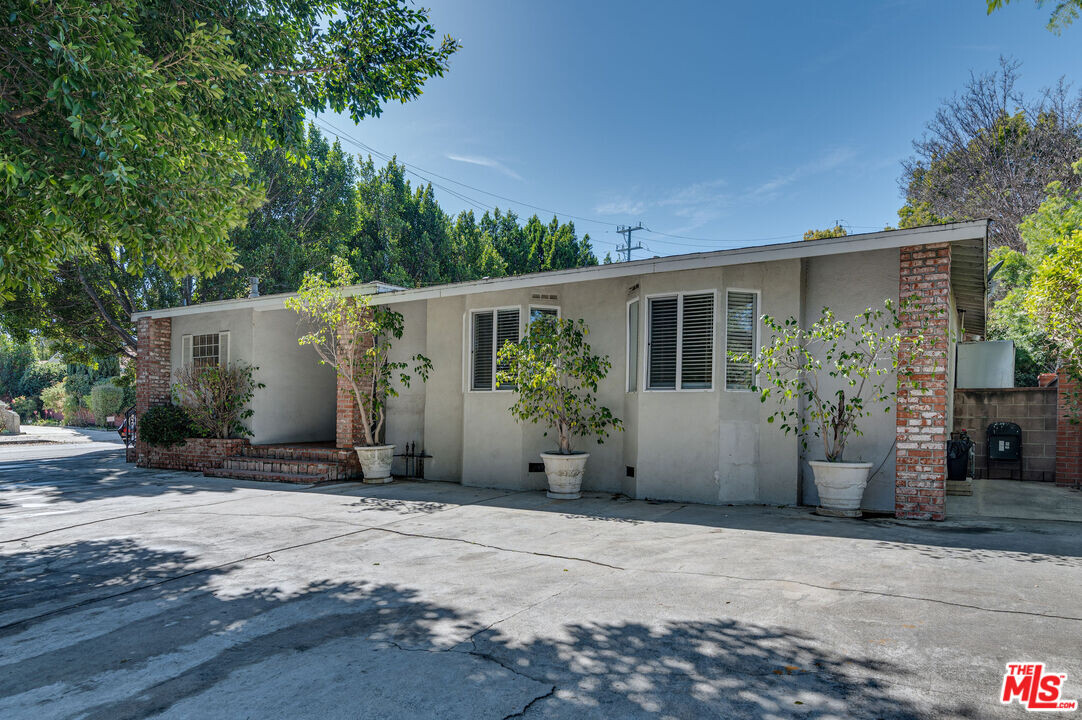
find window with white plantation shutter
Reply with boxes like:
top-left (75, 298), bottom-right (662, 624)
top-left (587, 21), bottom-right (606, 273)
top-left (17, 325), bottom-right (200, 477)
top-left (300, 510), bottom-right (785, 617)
top-left (680, 293), bottom-right (714, 388)
top-left (471, 312), bottom-right (494, 391)
top-left (495, 308), bottom-right (520, 389)
top-left (725, 291), bottom-right (758, 390)
top-left (647, 296), bottom-right (678, 389)
top-left (627, 300), bottom-right (639, 392)
top-left (471, 308), bottom-right (521, 391)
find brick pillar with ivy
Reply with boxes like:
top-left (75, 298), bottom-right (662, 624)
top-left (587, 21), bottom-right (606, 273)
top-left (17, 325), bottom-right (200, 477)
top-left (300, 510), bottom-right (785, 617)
top-left (335, 309), bottom-right (375, 449)
top-left (895, 243), bottom-right (952, 521)
top-left (1056, 368), bottom-right (1082, 488)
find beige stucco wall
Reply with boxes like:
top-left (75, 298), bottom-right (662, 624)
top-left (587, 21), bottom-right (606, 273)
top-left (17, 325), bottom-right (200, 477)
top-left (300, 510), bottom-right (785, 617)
top-left (161, 245), bottom-right (921, 510)
top-left (250, 309), bottom-right (336, 444)
top-left (801, 248), bottom-right (900, 511)
top-left (169, 307), bottom-right (337, 445)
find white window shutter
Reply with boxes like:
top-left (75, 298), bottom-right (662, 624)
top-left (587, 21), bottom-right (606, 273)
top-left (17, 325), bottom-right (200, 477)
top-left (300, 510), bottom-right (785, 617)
top-left (182, 334), bottom-right (193, 367)
top-left (725, 292), bottom-right (757, 390)
top-left (495, 308), bottom-right (520, 390)
top-left (218, 331), bottom-right (230, 367)
top-left (680, 293), bottom-right (714, 389)
top-left (647, 297), bottom-right (678, 390)
top-left (471, 312), bottom-right (494, 391)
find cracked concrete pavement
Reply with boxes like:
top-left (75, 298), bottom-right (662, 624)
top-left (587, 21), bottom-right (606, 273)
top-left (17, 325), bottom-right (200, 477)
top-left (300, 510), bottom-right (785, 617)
top-left (1, 447), bottom-right (1080, 719)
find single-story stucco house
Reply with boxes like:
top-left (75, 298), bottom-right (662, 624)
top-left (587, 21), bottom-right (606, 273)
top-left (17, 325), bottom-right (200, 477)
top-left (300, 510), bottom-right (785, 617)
top-left (131, 220), bottom-right (992, 520)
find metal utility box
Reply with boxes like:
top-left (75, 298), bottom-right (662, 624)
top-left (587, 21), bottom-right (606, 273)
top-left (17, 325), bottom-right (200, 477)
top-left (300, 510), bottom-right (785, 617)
top-left (987, 422), bottom-right (1022, 461)
top-left (957, 341), bottom-right (1015, 389)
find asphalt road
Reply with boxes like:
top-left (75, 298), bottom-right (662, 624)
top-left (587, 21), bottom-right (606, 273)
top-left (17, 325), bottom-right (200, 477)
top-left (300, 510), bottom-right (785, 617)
top-left (1, 449), bottom-right (1079, 719)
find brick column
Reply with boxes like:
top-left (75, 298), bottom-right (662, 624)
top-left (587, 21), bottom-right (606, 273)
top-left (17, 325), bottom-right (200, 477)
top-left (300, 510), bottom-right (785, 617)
top-left (335, 309), bottom-right (375, 449)
top-left (1056, 369), bottom-right (1082, 488)
top-left (895, 243), bottom-right (951, 521)
top-left (136, 317), bottom-right (172, 415)
top-left (135, 317), bottom-right (172, 466)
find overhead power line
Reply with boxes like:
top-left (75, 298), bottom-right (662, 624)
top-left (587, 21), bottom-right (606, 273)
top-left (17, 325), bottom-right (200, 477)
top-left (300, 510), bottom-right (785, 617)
top-left (309, 117), bottom-right (831, 254)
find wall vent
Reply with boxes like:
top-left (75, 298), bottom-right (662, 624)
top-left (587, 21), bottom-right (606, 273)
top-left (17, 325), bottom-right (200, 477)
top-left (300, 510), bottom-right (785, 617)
top-left (528, 462), bottom-right (545, 473)
top-left (626, 466), bottom-right (635, 478)
top-left (530, 293), bottom-right (558, 301)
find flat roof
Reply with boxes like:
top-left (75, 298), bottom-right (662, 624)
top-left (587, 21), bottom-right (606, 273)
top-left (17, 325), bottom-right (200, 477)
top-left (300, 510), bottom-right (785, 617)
top-left (132, 220), bottom-right (989, 324)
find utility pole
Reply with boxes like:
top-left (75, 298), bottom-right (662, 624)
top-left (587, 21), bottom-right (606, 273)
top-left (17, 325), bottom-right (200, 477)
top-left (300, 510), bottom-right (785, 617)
top-left (616, 224), bottom-right (644, 262)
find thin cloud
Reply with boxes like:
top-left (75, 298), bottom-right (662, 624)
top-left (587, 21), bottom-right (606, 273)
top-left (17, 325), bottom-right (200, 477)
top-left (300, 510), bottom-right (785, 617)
top-left (446, 153), bottom-right (523, 181)
top-left (594, 197), bottom-right (647, 216)
top-left (744, 147), bottom-right (856, 201)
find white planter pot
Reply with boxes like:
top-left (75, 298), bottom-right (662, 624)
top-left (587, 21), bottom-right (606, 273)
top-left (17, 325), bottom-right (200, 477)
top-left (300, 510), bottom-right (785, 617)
top-left (540, 451), bottom-right (589, 499)
top-left (808, 460), bottom-right (873, 518)
top-left (355, 444), bottom-right (395, 484)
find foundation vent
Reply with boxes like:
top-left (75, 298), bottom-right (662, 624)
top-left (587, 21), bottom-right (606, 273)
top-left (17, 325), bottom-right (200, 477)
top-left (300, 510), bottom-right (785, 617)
top-left (528, 462), bottom-right (545, 473)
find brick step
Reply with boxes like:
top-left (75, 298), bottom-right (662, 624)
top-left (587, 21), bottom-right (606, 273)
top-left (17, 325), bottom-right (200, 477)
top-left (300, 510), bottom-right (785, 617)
top-left (222, 456), bottom-right (339, 478)
top-left (204, 467), bottom-right (324, 485)
top-left (241, 445), bottom-right (358, 463)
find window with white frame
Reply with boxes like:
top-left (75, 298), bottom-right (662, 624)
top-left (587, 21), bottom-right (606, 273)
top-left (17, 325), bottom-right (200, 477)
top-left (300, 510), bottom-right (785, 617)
top-left (627, 299), bottom-right (639, 392)
top-left (725, 291), bottom-right (758, 390)
top-left (183, 332), bottom-right (229, 371)
top-left (646, 292), bottom-right (715, 390)
top-left (471, 308), bottom-right (520, 391)
top-left (529, 305), bottom-right (559, 324)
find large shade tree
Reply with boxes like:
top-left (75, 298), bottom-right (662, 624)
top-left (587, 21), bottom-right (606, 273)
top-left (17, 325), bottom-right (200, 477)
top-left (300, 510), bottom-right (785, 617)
top-left (898, 59), bottom-right (1082, 251)
top-left (0, 0), bottom-right (459, 299)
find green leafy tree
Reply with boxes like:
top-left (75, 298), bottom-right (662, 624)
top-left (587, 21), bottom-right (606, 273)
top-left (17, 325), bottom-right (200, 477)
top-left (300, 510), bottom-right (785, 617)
top-left (988, 0), bottom-right (1082, 30)
top-left (201, 126), bottom-right (359, 300)
top-left (803, 225), bottom-right (848, 241)
top-left (1, 0), bottom-right (458, 293)
top-left (990, 162), bottom-right (1082, 383)
top-left (745, 301), bottom-right (931, 462)
top-left (286, 256), bottom-right (431, 447)
top-left (496, 316), bottom-right (622, 455)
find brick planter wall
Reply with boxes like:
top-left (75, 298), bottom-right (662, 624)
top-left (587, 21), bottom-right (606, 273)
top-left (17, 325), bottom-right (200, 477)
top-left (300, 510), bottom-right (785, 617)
top-left (137, 438), bottom-right (250, 473)
top-left (953, 387), bottom-right (1058, 481)
top-left (896, 243), bottom-right (951, 521)
top-left (1057, 370), bottom-right (1082, 488)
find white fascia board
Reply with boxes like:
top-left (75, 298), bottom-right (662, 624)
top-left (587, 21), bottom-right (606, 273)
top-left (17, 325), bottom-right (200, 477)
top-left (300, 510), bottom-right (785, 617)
top-left (131, 220), bottom-right (988, 319)
top-left (370, 220), bottom-right (990, 305)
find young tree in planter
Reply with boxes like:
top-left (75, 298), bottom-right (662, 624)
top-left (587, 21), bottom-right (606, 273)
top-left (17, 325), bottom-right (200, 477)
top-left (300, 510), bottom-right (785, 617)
top-left (285, 257), bottom-right (431, 481)
top-left (743, 300), bottom-right (934, 516)
top-left (496, 316), bottom-right (621, 499)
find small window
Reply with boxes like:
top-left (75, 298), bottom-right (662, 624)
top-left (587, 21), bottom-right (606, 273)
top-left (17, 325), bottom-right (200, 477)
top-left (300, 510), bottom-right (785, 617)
top-left (647, 293), bottom-right (715, 390)
top-left (471, 308), bottom-right (520, 391)
top-left (627, 299), bottom-right (640, 392)
top-left (725, 291), bottom-right (758, 390)
top-left (192, 333), bottom-right (220, 371)
top-left (529, 306), bottom-right (559, 324)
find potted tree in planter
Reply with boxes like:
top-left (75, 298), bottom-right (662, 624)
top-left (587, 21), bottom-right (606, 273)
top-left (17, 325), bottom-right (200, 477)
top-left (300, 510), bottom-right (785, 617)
top-left (746, 300), bottom-right (931, 517)
top-left (496, 316), bottom-right (622, 499)
top-left (287, 257), bottom-right (432, 483)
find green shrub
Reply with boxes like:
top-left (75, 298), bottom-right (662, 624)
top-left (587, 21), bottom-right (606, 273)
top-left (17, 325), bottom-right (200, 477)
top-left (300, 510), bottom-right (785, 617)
top-left (11, 395), bottom-right (40, 419)
top-left (40, 381), bottom-right (66, 415)
top-left (90, 379), bottom-right (126, 425)
top-left (61, 373), bottom-right (93, 424)
top-left (17, 361), bottom-right (65, 397)
top-left (140, 404), bottom-right (204, 446)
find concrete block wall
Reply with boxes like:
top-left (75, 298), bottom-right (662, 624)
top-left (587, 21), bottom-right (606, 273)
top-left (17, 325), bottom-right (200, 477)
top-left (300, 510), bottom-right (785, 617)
top-left (895, 243), bottom-right (951, 521)
top-left (952, 387), bottom-right (1058, 481)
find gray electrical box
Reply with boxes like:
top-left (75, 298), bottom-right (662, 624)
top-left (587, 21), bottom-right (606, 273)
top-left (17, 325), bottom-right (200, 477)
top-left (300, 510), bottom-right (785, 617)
top-left (957, 341), bottom-right (1015, 389)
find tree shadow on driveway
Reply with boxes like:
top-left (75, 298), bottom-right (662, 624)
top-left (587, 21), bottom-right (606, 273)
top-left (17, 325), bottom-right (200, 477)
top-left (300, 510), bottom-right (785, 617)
top-left (0, 537), bottom-right (975, 719)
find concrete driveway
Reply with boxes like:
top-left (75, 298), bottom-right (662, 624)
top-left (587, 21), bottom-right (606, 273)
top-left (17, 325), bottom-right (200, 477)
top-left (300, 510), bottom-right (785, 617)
top-left (1, 451), bottom-right (1080, 719)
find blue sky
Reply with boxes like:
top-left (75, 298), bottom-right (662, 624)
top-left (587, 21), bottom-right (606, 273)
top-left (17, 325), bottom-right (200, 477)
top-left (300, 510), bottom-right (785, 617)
top-left (316, 0), bottom-right (1082, 260)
